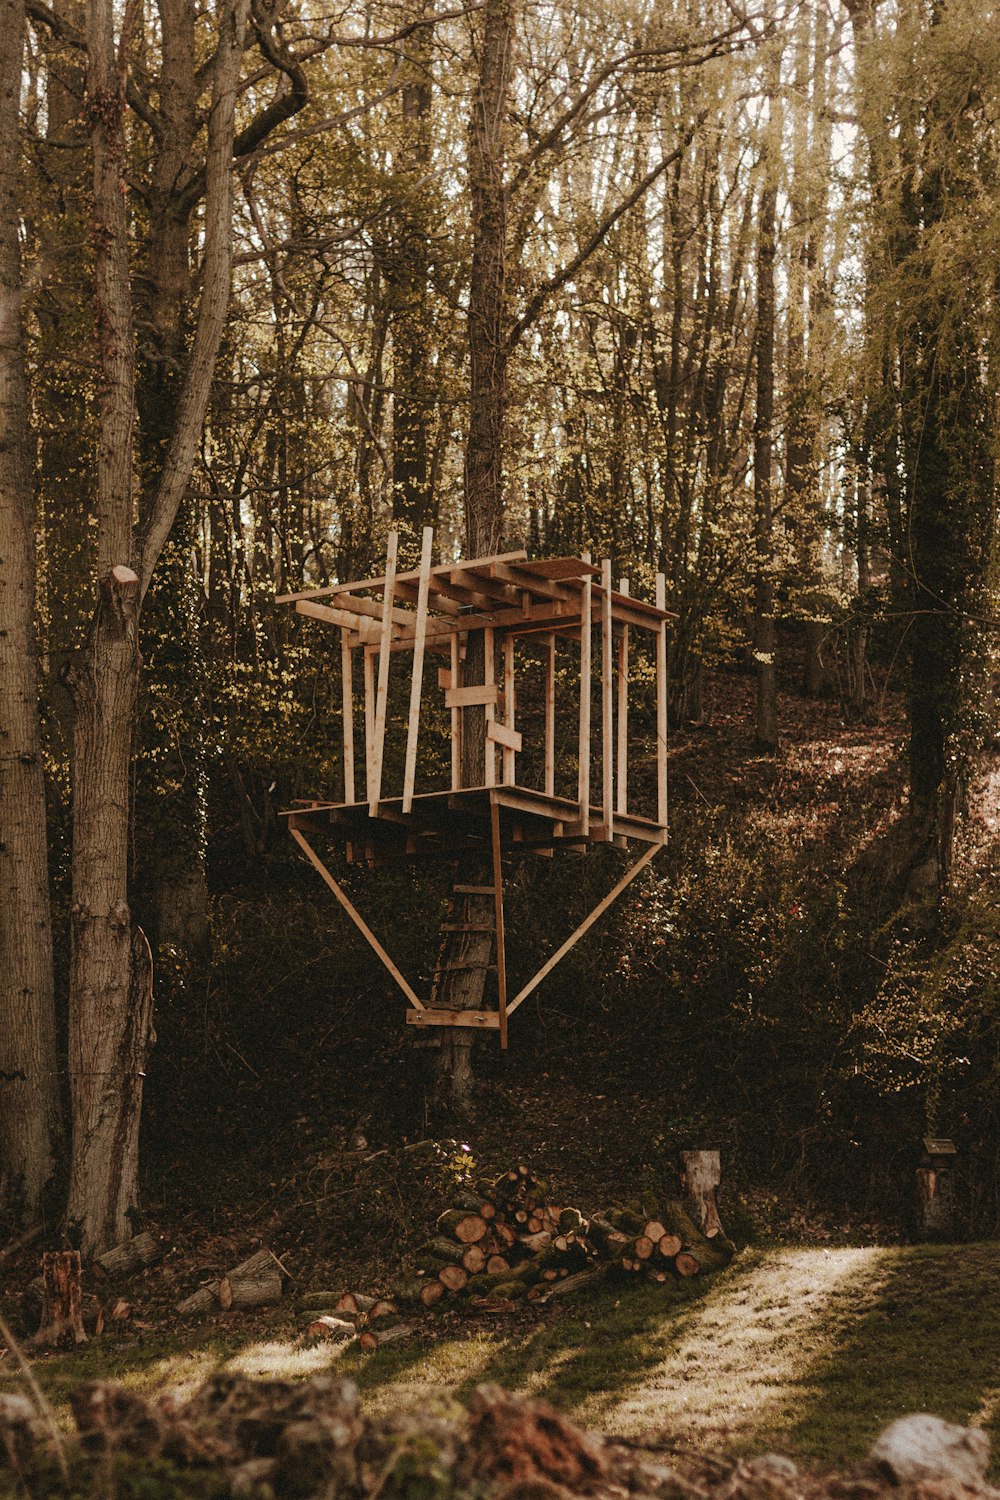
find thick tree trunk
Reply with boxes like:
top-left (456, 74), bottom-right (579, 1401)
top-left (391, 3), bottom-right (435, 551)
top-left (752, 115), bottom-right (779, 754)
top-left (64, 573), bottom-right (155, 1254)
top-left (0, 0), bottom-right (61, 1218)
top-left (429, 0), bottom-right (515, 1121)
top-left (65, 0), bottom-right (248, 1253)
top-left (463, 0), bottom-right (515, 556)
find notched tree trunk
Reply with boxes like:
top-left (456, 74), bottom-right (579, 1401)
top-left (63, 571), bottom-right (156, 1255)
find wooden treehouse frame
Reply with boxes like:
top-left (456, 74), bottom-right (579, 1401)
top-left (278, 526), bottom-right (671, 1048)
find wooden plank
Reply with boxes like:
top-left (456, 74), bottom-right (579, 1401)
top-left (438, 667), bottom-right (453, 689)
top-left (445, 683), bottom-right (499, 709)
top-left (370, 531), bottom-right (399, 814)
top-left (402, 525), bottom-right (433, 813)
top-left (325, 592), bottom-right (413, 627)
top-left (577, 556), bottom-right (592, 836)
top-left (296, 599), bottom-right (381, 644)
top-left (341, 631), bottom-right (355, 805)
top-left (484, 626), bottom-right (496, 787)
top-left (453, 883), bottom-right (496, 895)
top-left (450, 634), bottom-right (461, 790)
top-left (290, 828), bottom-right (423, 1009)
top-left (656, 572), bottom-right (668, 831)
top-left (502, 634), bottom-right (516, 783)
top-left (489, 560), bottom-right (576, 604)
top-left (506, 843), bottom-right (661, 1017)
top-left (601, 558), bottom-right (613, 843)
top-left (363, 647), bottom-right (375, 797)
top-left (405, 1009), bottom-right (500, 1029)
top-left (617, 579), bottom-right (629, 817)
top-left (544, 633), bottom-right (556, 797)
top-left (491, 795), bottom-right (508, 1050)
top-left (487, 720), bottom-right (522, 753)
top-left (276, 549), bottom-right (528, 603)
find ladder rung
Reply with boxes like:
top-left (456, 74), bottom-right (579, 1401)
top-left (441, 922), bottom-right (494, 933)
top-left (433, 962), bottom-right (497, 975)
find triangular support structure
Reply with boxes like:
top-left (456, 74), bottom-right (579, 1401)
top-left (289, 806), bottom-right (662, 1049)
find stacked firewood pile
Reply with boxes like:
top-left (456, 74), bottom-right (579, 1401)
top-left (304, 1158), bottom-right (734, 1347)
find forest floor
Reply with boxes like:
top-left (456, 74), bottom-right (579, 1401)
top-left (5, 1241), bottom-right (1000, 1475)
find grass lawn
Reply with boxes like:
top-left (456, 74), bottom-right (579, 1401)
top-left (6, 1243), bottom-right (1000, 1472)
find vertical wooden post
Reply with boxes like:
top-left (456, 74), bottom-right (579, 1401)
top-left (370, 530), bottom-right (399, 814)
top-left (601, 558), bottom-right (613, 841)
top-left (483, 625), bottom-right (496, 787)
top-left (363, 647), bottom-right (375, 798)
top-left (578, 556), bottom-right (592, 834)
top-left (544, 632), bottom-right (556, 798)
top-left (450, 633), bottom-right (462, 791)
top-left (402, 525), bottom-right (434, 813)
top-left (617, 579), bottom-right (629, 816)
top-left (502, 634), bottom-right (516, 784)
top-left (341, 631), bottom-right (355, 805)
top-left (656, 571), bottom-right (668, 833)
top-left (490, 795), bottom-right (508, 1050)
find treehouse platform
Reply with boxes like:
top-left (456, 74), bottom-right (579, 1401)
top-left (278, 529), bottom-right (672, 1046)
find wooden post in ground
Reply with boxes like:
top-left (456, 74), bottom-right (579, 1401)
top-left (578, 556), bottom-right (592, 834)
top-left (363, 647), bottom-right (375, 797)
top-left (544, 633), bottom-right (556, 797)
top-left (656, 571), bottom-right (668, 831)
top-left (341, 632), bottom-right (355, 804)
top-left (601, 558), bottom-right (613, 841)
top-left (483, 626), bottom-right (496, 786)
top-left (680, 1149), bottom-right (725, 1239)
top-left (617, 579), bottom-right (629, 816)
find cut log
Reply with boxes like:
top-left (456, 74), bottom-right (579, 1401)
top-left (680, 1149), bottom-right (725, 1239)
top-left (219, 1251), bottom-right (283, 1310)
top-left (438, 1264), bottom-right (468, 1293)
top-left (92, 1230), bottom-right (162, 1278)
top-left (493, 1222), bottom-right (516, 1248)
top-left (420, 1280), bottom-right (445, 1308)
top-left (558, 1208), bottom-right (586, 1235)
top-left (657, 1234), bottom-right (683, 1259)
top-left (462, 1244), bottom-right (487, 1275)
top-left (452, 1192), bottom-right (496, 1219)
top-left (674, 1252), bottom-right (701, 1278)
top-left (537, 1268), bottom-right (603, 1302)
top-left (305, 1316), bottom-right (357, 1342)
top-left (486, 1255), bottom-right (509, 1276)
top-left (642, 1220), bottom-right (667, 1244)
top-left (633, 1236), bottom-right (654, 1262)
top-left (335, 1292), bottom-right (378, 1315)
top-left (420, 1237), bottom-right (468, 1267)
top-left (359, 1322), bottom-right (418, 1352)
top-left (518, 1231), bottom-right (552, 1254)
top-left (176, 1282), bottom-right (220, 1316)
top-left (35, 1251), bottom-right (87, 1348)
top-left (436, 1210), bottom-right (488, 1244)
top-left (367, 1300), bottom-right (399, 1323)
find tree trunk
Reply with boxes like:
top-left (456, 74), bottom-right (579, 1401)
top-left (65, 0), bottom-right (249, 1253)
top-left (752, 49), bottom-right (780, 755)
top-left (391, 1), bottom-right (436, 552)
top-left (0, 0), bottom-right (61, 1218)
top-left (463, 0), bottom-right (515, 556)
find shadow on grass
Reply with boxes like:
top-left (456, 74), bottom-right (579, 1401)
top-left (784, 1242), bottom-right (1000, 1471)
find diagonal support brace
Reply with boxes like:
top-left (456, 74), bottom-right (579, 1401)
top-left (505, 842), bottom-right (662, 1019)
top-left (290, 826), bottom-right (424, 1010)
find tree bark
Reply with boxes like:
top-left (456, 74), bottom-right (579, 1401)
top-left (752, 44), bottom-right (780, 755)
top-left (0, 0), bottom-right (61, 1218)
top-left (463, 0), bottom-right (515, 556)
top-left (66, 0), bottom-right (249, 1254)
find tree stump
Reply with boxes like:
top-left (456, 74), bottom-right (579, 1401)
top-left (679, 1149), bottom-right (725, 1238)
top-left (35, 1251), bottom-right (88, 1347)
